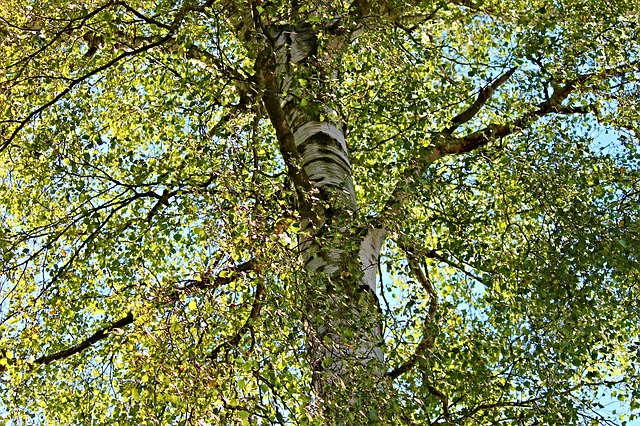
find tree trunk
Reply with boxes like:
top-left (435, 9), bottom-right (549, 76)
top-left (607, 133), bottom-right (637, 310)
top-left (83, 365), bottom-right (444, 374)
top-left (263, 23), bottom-right (389, 416)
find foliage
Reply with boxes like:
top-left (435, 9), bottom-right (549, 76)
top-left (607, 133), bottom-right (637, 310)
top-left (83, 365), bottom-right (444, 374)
top-left (1, 0), bottom-right (639, 424)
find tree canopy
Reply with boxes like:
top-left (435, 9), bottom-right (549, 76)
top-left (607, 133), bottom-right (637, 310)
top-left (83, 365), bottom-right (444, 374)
top-left (1, 0), bottom-right (639, 424)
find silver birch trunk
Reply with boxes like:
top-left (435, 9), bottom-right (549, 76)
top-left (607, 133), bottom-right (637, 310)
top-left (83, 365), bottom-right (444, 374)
top-left (266, 23), bottom-right (389, 410)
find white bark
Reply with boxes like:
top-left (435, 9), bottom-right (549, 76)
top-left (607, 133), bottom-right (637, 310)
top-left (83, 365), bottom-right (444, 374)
top-left (267, 21), bottom-right (388, 403)
top-left (358, 228), bottom-right (387, 294)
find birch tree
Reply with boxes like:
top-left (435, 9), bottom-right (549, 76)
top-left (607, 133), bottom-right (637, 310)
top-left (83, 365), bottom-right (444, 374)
top-left (1, 0), bottom-right (639, 423)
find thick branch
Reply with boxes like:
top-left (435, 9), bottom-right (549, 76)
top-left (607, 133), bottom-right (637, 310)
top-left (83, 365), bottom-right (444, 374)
top-left (259, 64), bottom-right (312, 193)
top-left (378, 63), bottom-right (637, 223)
top-left (172, 259), bottom-right (255, 296)
top-left (450, 82), bottom-right (585, 152)
top-left (33, 312), bottom-right (134, 366)
top-left (446, 67), bottom-right (517, 134)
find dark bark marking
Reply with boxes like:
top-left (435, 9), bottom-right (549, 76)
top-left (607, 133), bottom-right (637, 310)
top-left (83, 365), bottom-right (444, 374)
top-left (296, 131), bottom-right (347, 155)
top-left (303, 155), bottom-right (353, 177)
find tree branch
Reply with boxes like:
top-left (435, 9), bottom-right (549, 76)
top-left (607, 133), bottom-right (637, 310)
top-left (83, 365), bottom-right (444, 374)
top-left (432, 378), bottom-right (628, 425)
top-left (258, 61), bottom-right (312, 193)
top-left (0, 258), bottom-right (258, 375)
top-left (349, 0), bottom-right (443, 30)
top-left (209, 279), bottom-right (264, 359)
top-left (2, 203), bottom-right (292, 373)
top-left (450, 74), bottom-right (592, 152)
top-left (426, 382), bottom-right (451, 423)
top-left (378, 62), bottom-right (638, 223)
top-left (172, 259), bottom-right (255, 296)
top-left (424, 249), bottom-right (486, 284)
top-left (446, 67), bottom-right (517, 134)
top-left (0, 0), bottom-right (214, 154)
top-left (387, 251), bottom-right (438, 379)
top-left (120, 1), bottom-right (172, 29)
top-left (33, 312), bottom-right (134, 367)
top-left (1, 37), bottom-right (171, 153)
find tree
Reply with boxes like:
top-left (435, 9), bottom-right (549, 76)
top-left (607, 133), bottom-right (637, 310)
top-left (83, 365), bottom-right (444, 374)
top-left (1, 0), bottom-right (639, 423)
